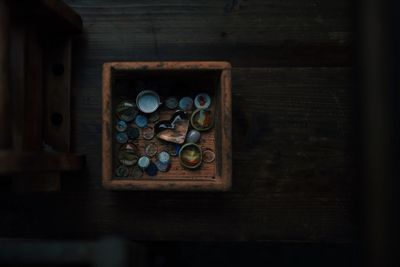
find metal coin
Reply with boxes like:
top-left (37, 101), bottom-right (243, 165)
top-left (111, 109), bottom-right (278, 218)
top-left (202, 149), bottom-right (216, 163)
top-left (115, 165), bottom-right (129, 177)
top-left (116, 120), bottom-right (127, 132)
top-left (142, 126), bottom-right (155, 140)
top-left (116, 132), bottom-right (128, 144)
top-left (145, 142), bottom-right (158, 157)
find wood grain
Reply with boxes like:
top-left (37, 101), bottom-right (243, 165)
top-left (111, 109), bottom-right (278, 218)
top-left (66, 0), bottom-right (352, 67)
top-left (0, 0), bottom-right (357, 242)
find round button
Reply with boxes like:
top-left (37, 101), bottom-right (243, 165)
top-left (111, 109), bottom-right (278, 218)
top-left (158, 151), bottom-right (170, 164)
top-left (134, 114), bottom-right (148, 128)
top-left (155, 160), bottom-right (170, 172)
top-left (116, 132), bottom-right (128, 144)
top-left (146, 162), bottom-right (158, 176)
top-left (138, 156), bottom-right (150, 169)
top-left (145, 142), bottom-right (158, 157)
top-left (115, 165), bottom-right (129, 177)
top-left (142, 126), bottom-right (155, 140)
top-left (194, 93), bottom-right (211, 109)
top-left (116, 120), bottom-right (127, 132)
top-left (179, 97), bottom-right (193, 111)
top-left (127, 126), bottom-right (140, 140)
top-left (136, 90), bottom-right (161, 113)
top-left (130, 165), bottom-right (143, 178)
top-left (186, 129), bottom-right (201, 143)
top-left (202, 149), bottom-right (216, 163)
top-left (165, 96), bottom-right (179, 109)
top-left (116, 100), bottom-right (137, 122)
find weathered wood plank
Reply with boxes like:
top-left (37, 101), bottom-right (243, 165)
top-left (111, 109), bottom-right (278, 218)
top-left (0, 67), bottom-right (357, 242)
top-left (67, 0), bottom-right (352, 67)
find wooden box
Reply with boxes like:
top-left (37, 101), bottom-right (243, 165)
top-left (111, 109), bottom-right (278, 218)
top-left (102, 62), bottom-right (231, 191)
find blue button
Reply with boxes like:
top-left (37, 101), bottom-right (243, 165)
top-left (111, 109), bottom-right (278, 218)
top-left (116, 132), bottom-right (128, 144)
top-left (135, 114), bottom-right (148, 128)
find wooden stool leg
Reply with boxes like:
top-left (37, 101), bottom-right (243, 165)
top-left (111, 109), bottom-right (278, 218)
top-left (0, 0), bottom-right (12, 149)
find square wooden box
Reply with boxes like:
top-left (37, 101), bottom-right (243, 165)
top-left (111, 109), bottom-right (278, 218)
top-left (102, 62), bottom-right (232, 191)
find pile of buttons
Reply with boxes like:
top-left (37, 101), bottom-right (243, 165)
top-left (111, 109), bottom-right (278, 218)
top-left (114, 90), bottom-right (216, 178)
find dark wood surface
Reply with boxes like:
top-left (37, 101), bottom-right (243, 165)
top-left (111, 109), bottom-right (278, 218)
top-left (0, 0), bottom-right (358, 242)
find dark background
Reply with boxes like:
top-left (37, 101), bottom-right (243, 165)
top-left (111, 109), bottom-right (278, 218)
top-left (1, 0), bottom-right (399, 266)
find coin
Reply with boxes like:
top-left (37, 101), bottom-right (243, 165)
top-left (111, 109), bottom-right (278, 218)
top-left (202, 149), bottom-right (215, 163)
top-left (142, 126), bottom-right (155, 140)
top-left (145, 142), bottom-right (158, 157)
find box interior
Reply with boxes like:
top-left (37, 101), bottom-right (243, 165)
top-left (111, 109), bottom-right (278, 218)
top-left (110, 69), bottom-right (223, 181)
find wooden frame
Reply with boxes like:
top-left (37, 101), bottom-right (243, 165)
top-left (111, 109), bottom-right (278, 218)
top-left (102, 61), bottom-right (232, 191)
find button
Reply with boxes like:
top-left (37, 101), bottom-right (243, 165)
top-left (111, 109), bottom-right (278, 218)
top-left (155, 160), bottom-right (170, 172)
top-left (179, 97), bottom-right (193, 111)
top-left (127, 126), bottom-right (140, 140)
top-left (130, 165), bottom-right (143, 178)
top-left (149, 112), bottom-right (160, 123)
top-left (142, 126), bottom-right (155, 140)
top-left (145, 142), bottom-right (158, 157)
top-left (115, 165), bottom-right (129, 177)
top-left (156, 151), bottom-right (171, 172)
top-left (116, 132), bottom-right (128, 144)
top-left (186, 129), bottom-right (201, 143)
top-left (134, 114), bottom-right (148, 128)
top-left (158, 151), bottom-right (170, 164)
top-left (116, 120), bottom-right (127, 132)
top-left (194, 93), bottom-right (211, 109)
top-left (179, 143), bottom-right (202, 169)
top-left (136, 90), bottom-right (161, 113)
top-left (202, 149), bottom-right (215, 163)
top-left (138, 156), bottom-right (150, 169)
top-left (116, 100), bottom-right (137, 122)
top-left (190, 109), bottom-right (214, 131)
top-left (146, 162), bottom-right (158, 176)
top-left (165, 96), bottom-right (178, 109)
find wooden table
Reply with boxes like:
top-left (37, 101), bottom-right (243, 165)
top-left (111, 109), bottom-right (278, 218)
top-left (0, 0), bottom-right (358, 242)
